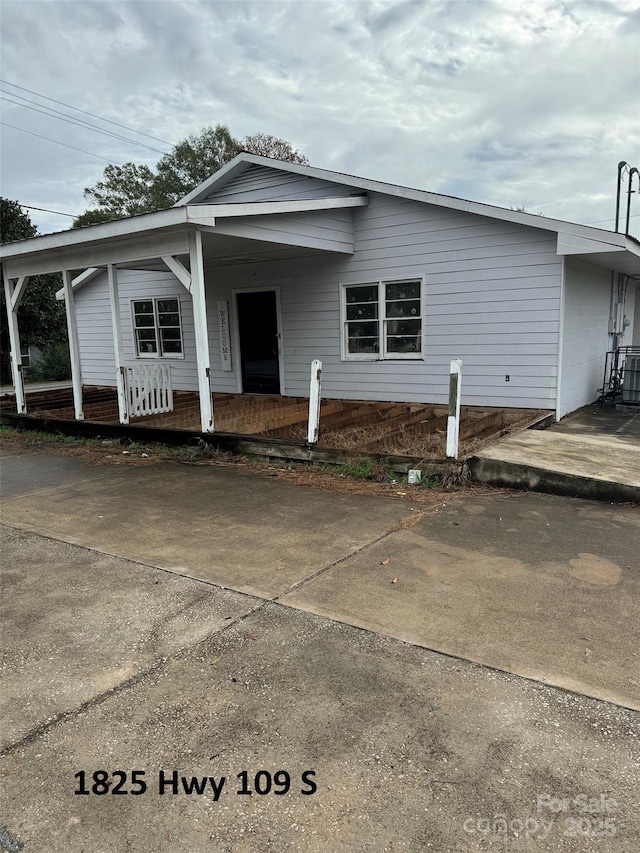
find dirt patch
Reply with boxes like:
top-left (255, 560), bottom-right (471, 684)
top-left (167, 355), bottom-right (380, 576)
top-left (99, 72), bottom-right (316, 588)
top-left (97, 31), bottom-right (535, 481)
top-left (0, 426), bottom-right (494, 503)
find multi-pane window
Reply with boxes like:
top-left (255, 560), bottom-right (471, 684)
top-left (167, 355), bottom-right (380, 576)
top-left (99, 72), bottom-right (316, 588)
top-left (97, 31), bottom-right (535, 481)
top-left (343, 280), bottom-right (422, 359)
top-left (132, 298), bottom-right (183, 357)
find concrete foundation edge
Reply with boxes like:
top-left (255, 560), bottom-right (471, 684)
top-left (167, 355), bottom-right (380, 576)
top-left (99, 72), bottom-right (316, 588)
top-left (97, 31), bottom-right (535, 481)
top-left (467, 456), bottom-right (639, 504)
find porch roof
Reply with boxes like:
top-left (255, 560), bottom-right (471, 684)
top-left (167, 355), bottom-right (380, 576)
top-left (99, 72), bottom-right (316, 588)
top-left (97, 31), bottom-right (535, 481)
top-left (0, 196), bottom-right (368, 280)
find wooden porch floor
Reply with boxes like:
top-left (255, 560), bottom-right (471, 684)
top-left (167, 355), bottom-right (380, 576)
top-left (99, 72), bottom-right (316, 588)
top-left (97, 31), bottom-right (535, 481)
top-left (1, 386), bottom-right (549, 459)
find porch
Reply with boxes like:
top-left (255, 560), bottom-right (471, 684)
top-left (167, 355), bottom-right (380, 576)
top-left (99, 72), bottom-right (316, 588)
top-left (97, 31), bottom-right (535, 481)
top-left (0, 384), bottom-right (549, 460)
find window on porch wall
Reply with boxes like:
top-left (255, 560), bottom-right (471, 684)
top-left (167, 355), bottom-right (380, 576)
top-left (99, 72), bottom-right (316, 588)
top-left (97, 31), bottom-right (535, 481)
top-left (343, 279), bottom-right (423, 359)
top-left (132, 298), bottom-right (184, 358)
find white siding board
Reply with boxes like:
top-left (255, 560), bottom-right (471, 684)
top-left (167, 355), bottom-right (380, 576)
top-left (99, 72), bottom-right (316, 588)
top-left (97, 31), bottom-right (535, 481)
top-left (558, 259), bottom-right (612, 417)
top-left (202, 165), bottom-right (355, 204)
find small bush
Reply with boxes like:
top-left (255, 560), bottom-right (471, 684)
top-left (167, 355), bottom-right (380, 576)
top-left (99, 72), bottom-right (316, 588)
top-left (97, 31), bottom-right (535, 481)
top-left (27, 342), bottom-right (71, 382)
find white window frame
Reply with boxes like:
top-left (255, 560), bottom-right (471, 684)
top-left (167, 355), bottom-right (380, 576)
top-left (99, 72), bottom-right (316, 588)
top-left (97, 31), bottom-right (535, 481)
top-left (340, 277), bottom-right (425, 362)
top-left (131, 296), bottom-right (185, 359)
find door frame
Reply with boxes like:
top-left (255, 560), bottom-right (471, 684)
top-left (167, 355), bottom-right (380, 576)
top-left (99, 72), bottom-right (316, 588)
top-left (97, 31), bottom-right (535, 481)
top-left (232, 285), bottom-right (285, 395)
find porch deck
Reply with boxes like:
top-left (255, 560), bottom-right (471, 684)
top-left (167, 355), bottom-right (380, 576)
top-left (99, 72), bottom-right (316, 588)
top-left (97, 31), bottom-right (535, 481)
top-left (0, 386), bottom-right (549, 459)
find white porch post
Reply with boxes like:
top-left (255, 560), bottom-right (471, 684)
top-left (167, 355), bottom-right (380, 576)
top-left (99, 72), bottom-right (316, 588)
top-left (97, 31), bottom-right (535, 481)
top-left (2, 271), bottom-right (29, 414)
top-left (188, 229), bottom-right (214, 432)
top-left (61, 270), bottom-right (84, 420)
top-left (446, 358), bottom-right (463, 459)
top-left (107, 264), bottom-right (129, 424)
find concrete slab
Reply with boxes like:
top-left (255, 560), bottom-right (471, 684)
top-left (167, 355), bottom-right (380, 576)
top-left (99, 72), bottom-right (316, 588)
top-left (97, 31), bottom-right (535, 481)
top-left (470, 430), bottom-right (640, 502)
top-left (0, 456), bottom-right (411, 599)
top-left (470, 405), bottom-right (640, 502)
top-left (1, 554), bottom-right (638, 852)
top-left (282, 492), bottom-right (640, 710)
top-left (0, 525), bottom-right (258, 744)
top-left (0, 453), bottom-right (105, 498)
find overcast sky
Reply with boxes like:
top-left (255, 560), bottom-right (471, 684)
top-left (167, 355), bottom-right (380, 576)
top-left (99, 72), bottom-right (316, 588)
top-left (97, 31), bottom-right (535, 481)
top-left (1, 0), bottom-right (639, 235)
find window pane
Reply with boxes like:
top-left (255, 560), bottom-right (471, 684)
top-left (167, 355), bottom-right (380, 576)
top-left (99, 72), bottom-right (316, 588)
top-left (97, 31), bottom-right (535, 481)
top-left (161, 340), bottom-right (182, 354)
top-left (348, 337), bottom-right (379, 354)
top-left (136, 330), bottom-right (157, 354)
top-left (387, 336), bottom-right (421, 354)
top-left (347, 320), bottom-right (378, 337)
top-left (347, 303), bottom-right (377, 321)
top-left (133, 300), bottom-right (153, 314)
top-left (158, 312), bottom-right (180, 327)
top-left (161, 327), bottom-right (181, 341)
top-left (157, 299), bottom-right (178, 313)
top-left (386, 299), bottom-right (420, 319)
top-left (134, 314), bottom-right (155, 327)
top-left (387, 319), bottom-right (421, 336)
top-left (345, 285), bottom-right (378, 304)
top-left (386, 281), bottom-right (420, 301)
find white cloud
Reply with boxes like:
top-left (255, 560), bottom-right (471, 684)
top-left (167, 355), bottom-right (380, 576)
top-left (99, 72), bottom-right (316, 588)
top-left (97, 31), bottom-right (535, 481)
top-left (1, 0), bottom-right (638, 234)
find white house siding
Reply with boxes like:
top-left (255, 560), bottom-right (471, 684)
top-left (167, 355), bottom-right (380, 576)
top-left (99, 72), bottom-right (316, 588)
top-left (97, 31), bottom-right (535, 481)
top-left (74, 191), bottom-right (563, 410)
top-left (204, 192), bottom-right (562, 409)
top-left (201, 164), bottom-right (356, 204)
top-left (75, 269), bottom-right (198, 391)
top-left (558, 258), bottom-right (612, 418)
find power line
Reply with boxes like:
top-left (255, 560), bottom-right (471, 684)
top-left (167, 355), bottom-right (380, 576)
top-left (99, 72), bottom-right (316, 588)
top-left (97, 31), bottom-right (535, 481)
top-left (1, 121), bottom-right (121, 164)
top-left (20, 205), bottom-right (78, 218)
top-left (1, 94), bottom-right (168, 155)
top-left (584, 214), bottom-right (639, 225)
top-left (0, 79), bottom-right (173, 147)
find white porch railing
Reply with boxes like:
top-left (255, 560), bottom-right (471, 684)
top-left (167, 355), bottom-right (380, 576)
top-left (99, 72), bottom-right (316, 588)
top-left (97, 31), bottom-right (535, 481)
top-left (125, 364), bottom-right (174, 418)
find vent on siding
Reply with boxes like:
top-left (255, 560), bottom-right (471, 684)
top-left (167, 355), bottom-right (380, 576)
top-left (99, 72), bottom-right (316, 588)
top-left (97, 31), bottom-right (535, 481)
top-left (622, 355), bottom-right (640, 404)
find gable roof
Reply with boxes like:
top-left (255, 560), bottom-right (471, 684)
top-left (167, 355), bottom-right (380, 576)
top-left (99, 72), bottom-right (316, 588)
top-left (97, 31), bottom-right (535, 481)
top-left (179, 153), bottom-right (640, 259)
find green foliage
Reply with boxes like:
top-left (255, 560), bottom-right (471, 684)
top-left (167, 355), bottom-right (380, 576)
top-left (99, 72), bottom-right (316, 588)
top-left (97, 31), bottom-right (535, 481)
top-left (27, 342), bottom-right (71, 382)
top-left (81, 162), bottom-right (158, 221)
top-left (333, 457), bottom-right (396, 481)
top-left (154, 124), bottom-right (240, 206)
top-left (72, 209), bottom-right (123, 229)
top-left (1, 199), bottom-right (68, 384)
top-left (74, 125), bottom-right (308, 225)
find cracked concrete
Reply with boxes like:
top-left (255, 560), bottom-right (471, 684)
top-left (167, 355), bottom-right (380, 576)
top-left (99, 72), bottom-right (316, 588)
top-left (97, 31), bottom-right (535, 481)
top-left (1, 453), bottom-right (639, 851)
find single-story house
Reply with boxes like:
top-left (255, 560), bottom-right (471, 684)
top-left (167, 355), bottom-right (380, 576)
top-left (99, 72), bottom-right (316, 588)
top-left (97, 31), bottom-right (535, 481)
top-left (2, 152), bottom-right (639, 433)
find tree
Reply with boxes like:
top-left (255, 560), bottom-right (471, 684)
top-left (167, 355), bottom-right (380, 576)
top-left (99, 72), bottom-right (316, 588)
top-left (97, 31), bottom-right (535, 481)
top-left (83, 162), bottom-right (157, 219)
top-left (74, 125), bottom-right (308, 227)
top-left (153, 124), bottom-right (240, 206)
top-left (1, 199), bottom-right (68, 383)
top-left (241, 132), bottom-right (308, 165)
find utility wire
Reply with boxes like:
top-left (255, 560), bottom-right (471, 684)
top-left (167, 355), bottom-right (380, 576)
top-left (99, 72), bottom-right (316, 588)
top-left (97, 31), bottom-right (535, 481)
top-left (0, 78), bottom-right (173, 147)
top-left (1, 94), bottom-right (168, 155)
top-left (20, 205), bottom-right (78, 218)
top-left (1, 121), bottom-right (121, 164)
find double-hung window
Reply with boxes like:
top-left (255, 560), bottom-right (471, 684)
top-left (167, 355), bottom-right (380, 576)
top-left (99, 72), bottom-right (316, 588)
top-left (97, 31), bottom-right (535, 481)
top-left (343, 279), bottom-right (423, 360)
top-left (132, 297), bottom-right (184, 358)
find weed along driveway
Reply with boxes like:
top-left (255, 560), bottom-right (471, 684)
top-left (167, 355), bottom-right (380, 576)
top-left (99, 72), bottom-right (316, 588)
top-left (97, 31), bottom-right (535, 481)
top-left (1, 442), bottom-right (639, 851)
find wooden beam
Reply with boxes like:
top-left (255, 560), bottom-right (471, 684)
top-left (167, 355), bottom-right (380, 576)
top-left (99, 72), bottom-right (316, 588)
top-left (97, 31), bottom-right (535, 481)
top-left (186, 196), bottom-right (368, 221)
top-left (61, 270), bottom-right (84, 420)
top-left (161, 255), bottom-right (191, 291)
top-left (2, 272), bottom-right (26, 414)
top-left (107, 264), bottom-right (129, 424)
top-left (10, 276), bottom-right (30, 311)
top-left (4, 231), bottom-right (190, 279)
top-left (189, 229), bottom-right (214, 433)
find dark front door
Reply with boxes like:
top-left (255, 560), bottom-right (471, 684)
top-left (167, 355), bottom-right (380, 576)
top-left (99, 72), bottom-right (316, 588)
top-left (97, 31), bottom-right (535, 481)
top-left (236, 290), bottom-right (281, 394)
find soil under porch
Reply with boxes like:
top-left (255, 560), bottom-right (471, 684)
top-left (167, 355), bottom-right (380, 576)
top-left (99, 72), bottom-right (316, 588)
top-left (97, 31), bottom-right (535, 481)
top-left (0, 386), bottom-right (550, 460)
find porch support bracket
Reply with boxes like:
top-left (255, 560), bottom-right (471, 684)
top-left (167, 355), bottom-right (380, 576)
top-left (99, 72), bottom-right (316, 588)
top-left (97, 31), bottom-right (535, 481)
top-left (107, 264), bottom-right (129, 424)
top-left (188, 230), bottom-right (214, 433)
top-left (161, 255), bottom-right (192, 292)
top-left (62, 270), bottom-right (84, 420)
top-left (2, 271), bottom-right (29, 414)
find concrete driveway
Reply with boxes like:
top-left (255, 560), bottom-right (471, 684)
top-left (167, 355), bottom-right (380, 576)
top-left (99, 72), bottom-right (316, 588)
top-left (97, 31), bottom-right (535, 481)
top-left (1, 452), bottom-right (639, 851)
